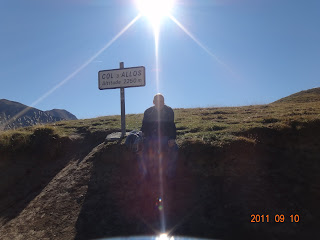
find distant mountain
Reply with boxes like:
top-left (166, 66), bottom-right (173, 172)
top-left (45, 109), bottom-right (77, 120)
top-left (0, 99), bottom-right (77, 130)
top-left (273, 87), bottom-right (320, 104)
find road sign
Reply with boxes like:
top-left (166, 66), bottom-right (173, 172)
top-left (99, 63), bottom-right (146, 140)
top-left (98, 66), bottom-right (145, 90)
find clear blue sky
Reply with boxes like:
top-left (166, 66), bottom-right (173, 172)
top-left (1, 0), bottom-right (319, 119)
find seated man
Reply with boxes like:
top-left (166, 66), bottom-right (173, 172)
top-left (138, 93), bottom-right (178, 178)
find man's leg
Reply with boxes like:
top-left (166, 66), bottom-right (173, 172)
top-left (166, 141), bottom-right (178, 178)
top-left (137, 140), bottom-right (148, 177)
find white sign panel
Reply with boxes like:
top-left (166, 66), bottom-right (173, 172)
top-left (98, 66), bottom-right (145, 90)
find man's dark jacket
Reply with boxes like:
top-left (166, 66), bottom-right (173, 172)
top-left (141, 105), bottom-right (176, 140)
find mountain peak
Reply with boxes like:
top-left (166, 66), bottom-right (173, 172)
top-left (45, 109), bottom-right (77, 120)
top-left (0, 99), bottom-right (77, 130)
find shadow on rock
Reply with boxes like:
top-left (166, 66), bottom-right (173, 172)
top-left (0, 135), bottom-right (70, 223)
top-left (75, 136), bottom-right (320, 240)
top-left (75, 143), bottom-right (208, 239)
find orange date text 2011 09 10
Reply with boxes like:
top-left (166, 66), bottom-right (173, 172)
top-left (251, 214), bottom-right (300, 223)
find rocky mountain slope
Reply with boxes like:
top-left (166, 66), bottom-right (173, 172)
top-left (45, 109), bottom-right (77, 121)
top-left (0, 99), bottom-right (77, 130)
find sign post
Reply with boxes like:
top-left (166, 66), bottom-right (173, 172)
top-left (120, 62), bottom-right (125, 137)
top-left (98, 62), bottom-right (146, 141)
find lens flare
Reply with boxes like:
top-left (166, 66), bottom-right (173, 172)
top-left (156, 233), bottom-right (175, 240)
top-left (137, 0), bottom-right (174, 29)
top-left (156, 197), bottom-right (163, 211)
top-left (156, 233), bottom-right (173, 240)
top-left (0, 14), bottom-right (141, 130)
top-left (169, 14), bottom-right (240, 80)
top-left (154, 25), bottom-right (160, 92)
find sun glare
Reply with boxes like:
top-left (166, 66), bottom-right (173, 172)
top-left (136, 0), bottom-right (174, 28)
top-left (156, 233), bottom-right (174, 240)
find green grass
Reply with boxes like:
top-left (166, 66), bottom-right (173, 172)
top-left (0, 125), bottom-right (59, 152)
top-left (174, 102), bottom-right (320, 145)
top-left (273, 88), bottom-right (320, 104)
top-left (1, 100), bottom-right (319, 151)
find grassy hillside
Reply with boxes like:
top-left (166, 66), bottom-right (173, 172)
top-left (1, 95), bottom-right (319, 151)
top-left (273, 87), bottom-right (320, 104)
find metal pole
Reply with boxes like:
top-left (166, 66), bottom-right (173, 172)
top-left (120, 62), bottom-right (126, 137)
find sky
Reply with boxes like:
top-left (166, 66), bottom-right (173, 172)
top-left (0, 0), bottom-right (319, 119)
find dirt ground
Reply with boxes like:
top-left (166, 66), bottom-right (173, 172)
top-left (0, 125), bottom-right (320, 240)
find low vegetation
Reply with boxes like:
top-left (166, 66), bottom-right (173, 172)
top-left (1, 95), bottom-right (319, 152)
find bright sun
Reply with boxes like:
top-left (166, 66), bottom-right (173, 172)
top-left (136, 0), bottom-right (174, 28)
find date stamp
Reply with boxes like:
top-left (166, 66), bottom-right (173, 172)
top-left (251, 214), bottom-right (300, 223)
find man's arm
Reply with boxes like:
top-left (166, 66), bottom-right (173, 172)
top-left (168, 109), bottom-right (177, 146)
top-left (168, 107), bottom-right (176, 140)
top-left (141, 107), bottom-right (154, 136)
top-left (140, 110), bottom-right (147, 133)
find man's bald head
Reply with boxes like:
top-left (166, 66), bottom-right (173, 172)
top-left (153, 93), bottom-right (164, 110)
